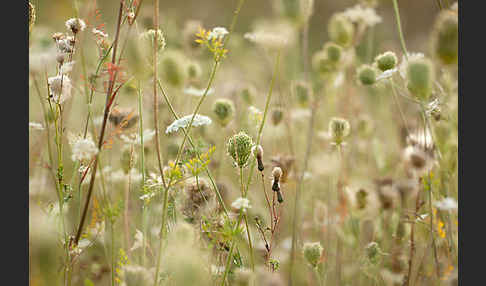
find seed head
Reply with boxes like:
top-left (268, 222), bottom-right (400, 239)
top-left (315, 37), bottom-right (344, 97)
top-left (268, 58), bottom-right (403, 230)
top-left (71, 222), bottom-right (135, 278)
top-left (240, 85), bottom-right (256, 105)
top-left (431, 10), bottom-right (458, 65)
top-left (227, 131), bottom-right (254, 168)
top-left (252, 145), bottom-right (264, 160)
top-left (65, 18), bottom-right (86, 34)
top-left (406, 58), bottom-right (435, 101)
top-left (186, 61), bottom-right (202, 80)
top-left (272, 167), bottom-right (283, 181)
top-left (375, 51), bottom-right (398, 71)
top-left (271, 108), bottom-right (284, 126)
top-left (140, 29), bottom-right (166, 52)
top-left (328, 13), bottom-right (354, 47)
top-left (160, 50), bottom-right (187, 87)
top-left (324, 42), bottom-right (343, 63)
top-left (293, 81), bottom-right (312, 107)
top-left (212, 99), bottom-right (235, 127)
top-left (329, 117), bottom-right (350, 145)
top-left (357, 64), bottom-right (377, 85)
top-left (303, 242), bottom-right (323, 268)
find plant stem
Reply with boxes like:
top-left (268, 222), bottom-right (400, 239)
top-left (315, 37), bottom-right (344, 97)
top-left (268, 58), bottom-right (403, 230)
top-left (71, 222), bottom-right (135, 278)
top-left (392, 0), bottom-right (409, 58)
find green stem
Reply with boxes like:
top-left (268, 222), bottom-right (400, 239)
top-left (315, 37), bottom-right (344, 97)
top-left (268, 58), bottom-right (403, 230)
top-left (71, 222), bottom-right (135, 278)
top-left (392, 0), bottom-right (409, 58)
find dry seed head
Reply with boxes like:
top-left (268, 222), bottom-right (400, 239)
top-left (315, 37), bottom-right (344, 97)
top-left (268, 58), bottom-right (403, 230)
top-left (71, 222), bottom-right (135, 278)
top-left (328, 13), bottom-right (355, 48)
top-left (140, 29), bottom-right (166, 52)
top-left (65, 18), bottom-right (86, 34)
top-left (227, 131), bottom-right (254, 168)
top-left (375, 51), bottom-right (398, 71)
top-left (303, 242), bottom-right (323, 267)
top-left (212, 98), bottom-right (235, 127)
top-left (329, 117), bottom-right (350, 145)
top-left (252, 145), bottom-right (263, 160)
top-left (357, 64), bottom-right (377, 85)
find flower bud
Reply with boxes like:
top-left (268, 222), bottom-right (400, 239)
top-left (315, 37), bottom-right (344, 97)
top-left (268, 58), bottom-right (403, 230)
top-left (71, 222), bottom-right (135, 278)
top-left (357, 64), bottom-right (377, 85)
top-left (227, 131), bottom-right (254, 168)
top-left (252, 145), bottom-right (264, 171)
top-left (375, 51), bottom-right (398, 71)
top-left (303, 242), bottom-right (323, 267)
top-left (212, 98), bottom-right (235, 127)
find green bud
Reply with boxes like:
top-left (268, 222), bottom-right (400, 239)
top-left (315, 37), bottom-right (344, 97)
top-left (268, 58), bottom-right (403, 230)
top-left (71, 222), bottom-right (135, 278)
top-left (227, 131), bottom-right (254, 168)
top-left (328, 14), bottom-right (354, 48)
top-left (303, 242), bottom-right (323, 267)
top-left (312, 50), bottom-right (335, 75)
top-left (186, 61), bottom-right (202, 80)
top-left (240, 85), bottom-right (256, 105)
top-left (365, 242), bottom-right (382, 264)
top-left (357, 64), bottom-right (377, 85)
top-left (212, 98), bottom-right (235, 127)
top-left (375, 51), bottom-right (398, 71)
top-left (406, 58), bottom-right (435, 101)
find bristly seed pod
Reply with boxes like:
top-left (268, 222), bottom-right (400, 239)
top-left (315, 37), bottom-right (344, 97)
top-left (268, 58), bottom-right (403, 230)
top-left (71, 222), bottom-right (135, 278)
top-left (227, 131), bottom-right (254, 168)
top-left (375, 51), bottom-right (398, 72)
top-left (212, 98), bottom-right (235, 127)
top-left (252, 145), bottom-right (264, 172)
top-left (406, 58), bottom-right (435, 101)
top-left (357, 64), bottom-right (377, 85)
top-left (272, 167), bottom-right (284, 203)
top-left (328, 13), bottom-right (354, 48)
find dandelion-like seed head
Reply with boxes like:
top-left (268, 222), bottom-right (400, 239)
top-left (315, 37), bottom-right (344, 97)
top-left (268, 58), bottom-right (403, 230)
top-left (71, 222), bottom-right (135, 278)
top-left (231, 197), bottom-right (252, 213)
top-left (140, 29), bottom-right (166, 52)
top-left (65, 18), bottom-right (86, 34)
top-left (48, 75), bottom-right (73, 104)
top-left (212, 98), bottom-right (235, 127)
top-left (272, 167), bottom-right (283, 181)
top-left (227, 131), bottom-right (254, 168)
top-left (71, 137), bottom-right (98, 162)
top-left (303, 241), bottom-right (323, 267)
top-left (329, 117), bottom-right (350, 145)
top-left (375, 51), bottom-right (398, 72)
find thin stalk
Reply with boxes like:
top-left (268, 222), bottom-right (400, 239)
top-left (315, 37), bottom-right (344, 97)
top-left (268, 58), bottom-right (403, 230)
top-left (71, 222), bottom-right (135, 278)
top-left (240, 168), bottom-right (254, 270)
top-left (390, 79), bottom-right (411, 135)
top-left (138, 85), bottom-right (148, 266)
top-left (406, 189), bottom-right (421, 286)
top-left (74, 0), bottom-right (124, 246)
top-left (111, 221), bottom-right (115, 286)
top-left (392, 0), bottom-right (409, 58)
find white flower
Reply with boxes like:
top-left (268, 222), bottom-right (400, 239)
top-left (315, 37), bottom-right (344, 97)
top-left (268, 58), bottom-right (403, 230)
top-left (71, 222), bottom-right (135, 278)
top-left (71, 137), bottom-right (98, 161)
top-left (29, 122), bottom-right (44, 130)
top-left (231, 197), bottom-right (252, 212)
top-left (92, 28), bottom-right (108, 38)
top-left (248, 106), bottom-right (263, 127)
top-left (211, 265), bottom-right (225, 276)
top-left (56, 38), bottom-right (74, 53)
top-left (399, 52), bottom-right (425, 79)
top-left (65, 18), bottom-right (86, 33)
top-left (120, 129), bottom-right (156, 145)
top-left (183, 86), bottom-right (214, 97)
top-left (48, 75), bottom-right (73, 103)
top-left (208, 27), bottom-right (228, 40)
top-left (341, 5), bottom-right (382, 27)
top-left (434, 197), bottom-right (458, 211)
top-left (165, 114), bottom-right (212, 134)
top-left (376, 68), bottom-right (398, 81)
top-left (130, 229), bottom-right (144, 251)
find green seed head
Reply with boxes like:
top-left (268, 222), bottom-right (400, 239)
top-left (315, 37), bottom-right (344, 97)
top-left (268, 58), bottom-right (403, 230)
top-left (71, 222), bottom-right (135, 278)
top-left (312, 50), bottom-right (335, 75)
top-left (431, 10), bottom-right (458, 65)
top-left (293, 81), bottom-right (312, 107)
top-left (186, 61), bottom-right (202, 80)
top-left (212, 98), bottom-right (235, 127)
top-left (160, 50), bottom-right (186, 87)
top-left (328, 13), bottom-right (355, 48)
top-left (324, 42), bottom-right (343, 63)
top-left (357, 64), bottom-right (377, 85)
top-left (227, 131), bottom-right (254, 168)
top-left (303, 242), bottom-right (323, 267)
top-left (329, 117), bottom-right (350, 145)
top-left (240, 85), bottom-right (256, 105)
top-left (406, 58), bottom-right (435, 101)
top-left (375, 51), bottom-right (398, 71)
top-left (365, 242), bottom-right (381, 264)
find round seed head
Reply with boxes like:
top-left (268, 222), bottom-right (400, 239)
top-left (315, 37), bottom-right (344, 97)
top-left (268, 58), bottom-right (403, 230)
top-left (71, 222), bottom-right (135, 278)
top-left (375, 51), bottom-right (398, 71)
top-left (406, 58), bottom-right (435, 101)
top-left (212, 98), bottom-right (235, 127)
top-left (160, 50), bottom-right (187, 87)
top-left (324, 42), bottom-right (343, 63)
top-left (141, 29), bottom-right (166, 52)
top-left (357, 64), bottom-right (377, 85)
top-left (240, 85), bottom-right (256, 105)
top-left (303, 242), bottom-right (323, 267)
top-left (329, 117), bottom-right (350, 145)
top-left (227, 131), bottom-right (254, 168)
top-left (431, 10), bottom-right (458, 65)
top-left (328, 13), bottom-right (355, 48)
top-left (186, 61), bottom-right (202, 80)
top-left (293, 81), bottom-right (312, 107)
top-left (272, 167), bottom-right (283, 181)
